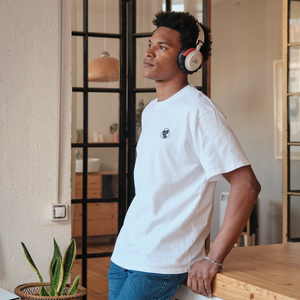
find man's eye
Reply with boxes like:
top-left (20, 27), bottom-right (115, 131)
top-left (160, 46), bottom-right (166, 50)
top-left (148, 43), bottom-right (152, 48)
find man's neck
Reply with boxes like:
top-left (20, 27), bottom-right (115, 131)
top-left (155, 77), bottom-right (189, 102)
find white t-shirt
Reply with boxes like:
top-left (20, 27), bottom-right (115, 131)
top-left (112, 85), bottom-right (250, 274)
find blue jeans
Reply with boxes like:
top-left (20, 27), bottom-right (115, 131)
top-left (107, 261), bottom-right (188, 300)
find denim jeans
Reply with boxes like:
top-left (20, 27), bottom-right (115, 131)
top-left (107, 261), bottom-right (188, 300)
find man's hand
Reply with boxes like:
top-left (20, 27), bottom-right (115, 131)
top-left (187, 259), bottom-right (221, 298)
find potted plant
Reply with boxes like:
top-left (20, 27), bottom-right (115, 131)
top-left (15, 238), bottom-right (87, 299)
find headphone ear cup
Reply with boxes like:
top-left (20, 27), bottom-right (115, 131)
top-left (178, 48), bottom-right (192, 74)
top-left (178, 47), bottom-right (204, 74)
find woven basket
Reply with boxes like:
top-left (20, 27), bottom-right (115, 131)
top-left (14, 283), bottom-right (87, 300)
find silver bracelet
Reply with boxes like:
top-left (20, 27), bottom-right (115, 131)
top-left (204, 256), bottom-right (222, 269)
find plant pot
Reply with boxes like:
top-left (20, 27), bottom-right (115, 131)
top-left (14, 283), bottom-right (87, 300)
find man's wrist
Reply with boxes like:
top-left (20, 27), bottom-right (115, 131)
top-left (203, 256), bottom-right (223, 270)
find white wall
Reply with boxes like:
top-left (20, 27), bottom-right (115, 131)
top-left (210, 0), bottom-right (283, 245)
top-left (0, 0), bottom-right (72, 292)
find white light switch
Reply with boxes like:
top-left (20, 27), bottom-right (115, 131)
top-left (51, 204), bottom-right (68, 221)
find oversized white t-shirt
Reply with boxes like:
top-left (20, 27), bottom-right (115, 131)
top-left (111, 85), bottom-right (250, 274)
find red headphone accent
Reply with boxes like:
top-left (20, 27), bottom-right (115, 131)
top-left (183, 48), bottom-right (196, 57)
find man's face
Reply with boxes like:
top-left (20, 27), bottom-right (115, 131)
top-left (142, 27), bottom-right (183, 82)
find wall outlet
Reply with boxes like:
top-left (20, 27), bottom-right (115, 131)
top-left (51, 204), bottom-right (68, 221)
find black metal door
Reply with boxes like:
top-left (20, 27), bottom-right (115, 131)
top-left (71, 1), bottom-right (127, 298)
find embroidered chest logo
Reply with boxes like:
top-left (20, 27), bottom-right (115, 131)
top-left (160, 128), bottom-right (170, 139)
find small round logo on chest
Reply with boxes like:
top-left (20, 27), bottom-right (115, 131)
top-left (160, 128), bottom-right (170, 139)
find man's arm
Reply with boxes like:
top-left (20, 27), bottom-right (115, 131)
top-left (187, 165), bottom-right (261, 297)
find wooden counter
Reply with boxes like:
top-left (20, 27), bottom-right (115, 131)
top-left (212, 243), bottom-right (300, 300)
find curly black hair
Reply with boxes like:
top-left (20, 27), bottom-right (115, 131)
top-left (152, 11), bottom-right (212, 63)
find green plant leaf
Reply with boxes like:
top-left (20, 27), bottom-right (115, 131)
top-left (49, 238), bottom-right (62, 282)
top-left (59, 239), bottom-right (77, 295)
top-left (67, 274), bottom-right (80, 295)
top-left (21, 242), bottom-right (49, 296)
top-left (39, 286), bottom-right (50, 296)
top-left (49, 286), bottom-right (56, 297)
top-left (50, 257), bottom-right (63, 295)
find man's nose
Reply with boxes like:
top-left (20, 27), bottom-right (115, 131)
top-left (145, 47), bottom-right (155, 58)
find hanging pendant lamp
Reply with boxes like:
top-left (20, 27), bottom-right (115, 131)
top-left (88, 51), bottom-right (119, 82)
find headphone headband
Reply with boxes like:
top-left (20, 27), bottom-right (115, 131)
top-left (197, 23), bottom-right (205, 49)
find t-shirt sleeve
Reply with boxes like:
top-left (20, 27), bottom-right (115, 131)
top-left (191, 109), bottom-right (250, 182)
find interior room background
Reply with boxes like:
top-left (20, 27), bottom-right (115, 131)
top-left (0, 0), bottom-right (290, 294)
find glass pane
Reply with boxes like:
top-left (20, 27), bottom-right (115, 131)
top-left (72, 204), bottom-right (83, 254)
top-left (88, 0), bottom-right (119, 34)
top-left (72, 36), bottom-right (83, 88)
top-left (88, 93), bottom-right (119, 143)
top-left (72, 147), bottom-right (83, 198)
top-left (288, 46), bottom-right (300, 93)
top-left (136, 0), bottom-right (166, 33)
top-left (290, 195), bottom-right (300, 239)
top-left (136, 93), bottom-right (156, 142)
top-left (136, 0), bottom-right (203, 32)
top-left (172, 0), bottom-right (203, 21)
top-left (72, 92), bottom-right (84, 144)
top-left (71, 0), bottom-right (83, 32)
top-left (289, 96), bottom-right (300, 142)
top-left (71, 258), bottom-right (82, 284)
top-left (87, 257), bottom-right (111, 300)
top-left (289, 146), bottom-right (300, 192)
top-left (172, 0), bottom-right (184, 12)
top-left (289, 0), bottom-right (300, 43)
top-left (73, 146), bottom-right (118, 199)
top-left (72, 202), bottom-right (118, 254)
top-left (87, 204), bottom-right (118, 253)
top-left (136, 38), bottom-right (156, 89)
top-left (88, 147), bottom-right (119, 196)
top-left (88, 38), bottom-right (120, 88)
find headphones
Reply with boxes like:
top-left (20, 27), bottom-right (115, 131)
top-left (178, 23), bottom-right (205, 74)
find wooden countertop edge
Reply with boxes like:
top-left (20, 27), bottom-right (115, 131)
top-left (212, 273), bottom-right (297, 300)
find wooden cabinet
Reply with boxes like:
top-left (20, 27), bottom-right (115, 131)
top-left (75, 173), bottom-right (102, 199)
top-left (72, 202), bottom-right (118, 237)
top-left (72, 172), bottom-right (118, 237)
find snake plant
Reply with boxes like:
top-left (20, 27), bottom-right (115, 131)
top-left (21, 238), bottom-right (80, 296)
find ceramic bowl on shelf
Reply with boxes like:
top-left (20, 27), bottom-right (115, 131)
top-left (75, 158), bottom-right (101, 173)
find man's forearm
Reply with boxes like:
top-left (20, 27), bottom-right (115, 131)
top-left (187, 166), bottom-right (260, 297)
top-left (208, 165), bottom-right (261, 264)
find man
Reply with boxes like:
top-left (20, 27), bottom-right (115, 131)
top-left (108, 11), bottom-right (261, 299)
